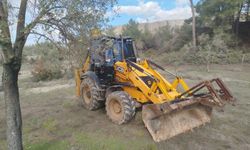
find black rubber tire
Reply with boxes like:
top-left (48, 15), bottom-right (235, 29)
top-left (80, 76), bottom-right (104, 110)
top-left (106, 91), bottom-right (136, 124)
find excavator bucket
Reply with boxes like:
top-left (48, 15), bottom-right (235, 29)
top-left (142, 78), bottom-right (235, 142)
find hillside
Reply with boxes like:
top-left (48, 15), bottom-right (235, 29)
top-left (113, 20), bottom-right (184, 34)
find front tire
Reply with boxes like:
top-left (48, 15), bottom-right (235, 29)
top-left (106, 91), bottom-right (136, 124)
top-left (80, 76), bottom-right (104, 110)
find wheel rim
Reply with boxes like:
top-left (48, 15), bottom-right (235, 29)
top-left (83, 84), bottom-right (91, 104)
top-left (109, 99), bottom-right (123, 121)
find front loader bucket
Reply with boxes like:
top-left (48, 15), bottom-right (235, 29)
top-left (142, 102), bottom-right (212, 142)
top-left (142, 78), bottom-right (235, 142)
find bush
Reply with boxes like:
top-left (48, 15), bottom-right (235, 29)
top-left (31, 59), bottom-right (63, 82)
top-left (144, 41), bottom-right (249, 66)
top-left (122, 19), bottom-right (142, 39)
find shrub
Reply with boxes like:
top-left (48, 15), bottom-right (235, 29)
top-left (31, 59), bottom-right (62, 82)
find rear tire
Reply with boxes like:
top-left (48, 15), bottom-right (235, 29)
top-left (80, 76), bottom-right (104, 110)
top-left (106, 91), bottom-right (136, 124)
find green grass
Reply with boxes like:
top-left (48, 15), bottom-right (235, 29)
top-left (42, 118), bottom-right (58, 133)
top-left (2, 63), bottom-right (249, 150)
top-left (25, 140), bottom-right (69, 150)
top-left (0, 140), bottom-right (7, 150)
top-left (74, 132), bottom-right (157, 150)
top-left (22, 131), bottom-right (158, 150)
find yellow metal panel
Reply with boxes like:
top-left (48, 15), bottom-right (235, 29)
top-left (123, 86), bottom-right (148, 103)
top-left (75, 69), bottom-right (81, 97)
top-left (171, 78), bottom-right (190, 95)
top-left (127, 70), bottom-right (164, 104)
top-left (140, 60), bottom-right (180, 101)
top-left (112, 59), bottom-right (191, 104)
top-left (82, 55), bottom-right (90, 72)
top-left (114, 61), bottom-right (128, 82)
top-left (179, 78), bottom-right (190, 91)
top-left (172, 78), bottom-right (179, 89)
top-left (74, 55), bottom-right (90, 97)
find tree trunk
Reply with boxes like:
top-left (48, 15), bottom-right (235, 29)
top-left (246, 1), bottom-right (249, 21)
top-left (2, 63), bottom-right (23, 150)
top-left (189, 0), bottom-right (197, 47)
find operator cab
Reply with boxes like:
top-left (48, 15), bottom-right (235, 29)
top-left (90, 36), bottom-right (137, 85)
top-left (111, 38), bottom-right (137, 63)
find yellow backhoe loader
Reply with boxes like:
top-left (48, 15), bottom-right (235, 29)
top-left (75, 36), bottom-right (235, 142)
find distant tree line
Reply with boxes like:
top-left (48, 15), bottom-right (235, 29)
top-left (122, 19), bottom-right (192, 52)
top-left (121, 0), bottom-right (250, 65)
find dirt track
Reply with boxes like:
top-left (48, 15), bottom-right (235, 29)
top-left (0, 64), bottom-right (250, 150)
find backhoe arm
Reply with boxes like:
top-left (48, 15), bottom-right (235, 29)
top-left (75, 55), bottom-right (90, 97)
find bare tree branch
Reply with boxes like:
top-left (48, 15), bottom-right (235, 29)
top-left (15, 0), bottom-right (27, 42)
top-left (13, 0), bottom-right (28, 58)
top-left (24, 5), bottom-right (64, 36)
top-left (189, 0), bottom-right (197, 48)
top-left (30, 31), bottom-right (63, 50)
top-left (0, 0), bottom-right (14, 63)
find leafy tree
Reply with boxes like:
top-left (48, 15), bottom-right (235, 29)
top-left (140, 26), bottom-right (155, 50)
top-left (105, 26), bottom-right (116, 36)
top-left (0, 0), bottom-right (115, 149)
top-left (196, 0), bottom-right (244, 29)
top-left (154, 23), bottom-right (173, 50)
top-left (122, 19), bottom-right (141, 39)
top-left (189, 0), bottom-right (197, 47)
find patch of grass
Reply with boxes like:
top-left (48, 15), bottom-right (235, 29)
top-left (18, 77), bottom-right (38, 90)
top-left (23, 117), bottom-right (40, 134)
top-left (23, 131), bottom-right (157, 150)
top-left (25, 140), bottom-right (69, 150)
top-left (0, 140), bottom-right (7, 150)
top-left (133, 129), bottom-right (145, 137)
top-left (74, 132), bottom-right (158, 150)
top-left (42, 118), bottom-right (57, 133)
top-left (62, 101), bottom-right (72, 108)
top-left (30, 117), bottom-right (40, 127)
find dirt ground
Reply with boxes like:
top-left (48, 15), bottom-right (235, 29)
top-left (0, 64), bottom-right (250, 150)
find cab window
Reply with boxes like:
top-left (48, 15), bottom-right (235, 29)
top-left (113, 41), bottom-right (122, 62)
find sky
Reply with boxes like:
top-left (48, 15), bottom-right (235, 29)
top-left (8, 0), bottom-right (200, 45)
top-left (109, 0), bottom-right (200, 26)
